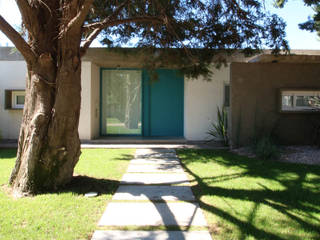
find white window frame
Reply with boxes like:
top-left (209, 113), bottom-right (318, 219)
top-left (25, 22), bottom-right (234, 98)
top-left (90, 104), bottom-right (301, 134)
top-left (11, 91), bottom-right (25, 109)
top-left (281, 90), bottom-right (320, 112)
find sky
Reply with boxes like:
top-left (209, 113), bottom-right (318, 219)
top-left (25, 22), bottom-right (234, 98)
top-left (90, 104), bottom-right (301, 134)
top-left (0, 0), bottom-right (318, 49)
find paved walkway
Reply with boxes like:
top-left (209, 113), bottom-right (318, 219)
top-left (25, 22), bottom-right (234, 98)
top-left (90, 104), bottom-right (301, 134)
top-left (91, 148), bottom-right (212, 240)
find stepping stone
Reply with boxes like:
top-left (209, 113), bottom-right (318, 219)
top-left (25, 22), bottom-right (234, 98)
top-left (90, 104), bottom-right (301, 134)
top-left (130, 158), bottom-right (180, 165)
top-left (98, 202), bottom-right (208, 226)
top-left (135, 149), bottom-right (176, 155)
top-left (121, 173), bottom-right (189, 185)
top-left (112, 185), bottom-right (195, 201)
top-left (135, 152), bottom-right (177, 159)
top-left (92, 230), bottom-right (212, 240)
top-left (127, 164), bottom-right (184, 173)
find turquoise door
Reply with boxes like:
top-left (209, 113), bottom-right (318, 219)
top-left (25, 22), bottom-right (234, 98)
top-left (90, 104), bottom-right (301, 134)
top-left (143, 69), bottom-right (184, 137)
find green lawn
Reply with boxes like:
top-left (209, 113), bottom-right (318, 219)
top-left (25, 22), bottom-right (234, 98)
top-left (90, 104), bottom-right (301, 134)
top-left (0, 148), bottom-right (134, 240)
top-left (177, 149), bottom-right (320, 240)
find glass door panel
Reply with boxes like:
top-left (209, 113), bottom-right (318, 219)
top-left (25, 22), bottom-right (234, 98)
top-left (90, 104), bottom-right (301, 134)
top-left (101, 70), bottom-right (142, 135)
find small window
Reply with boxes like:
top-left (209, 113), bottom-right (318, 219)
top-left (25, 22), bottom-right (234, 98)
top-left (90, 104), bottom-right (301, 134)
top-left (4, 90), bottom-right (25, 109)
top-left (280, 90), bottom-right (320, 112)
top-left (224, 84), bottom-right (230, 107)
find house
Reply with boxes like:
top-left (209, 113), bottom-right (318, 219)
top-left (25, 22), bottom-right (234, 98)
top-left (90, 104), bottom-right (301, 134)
top-left (1, 47), bottom-right (320, 145)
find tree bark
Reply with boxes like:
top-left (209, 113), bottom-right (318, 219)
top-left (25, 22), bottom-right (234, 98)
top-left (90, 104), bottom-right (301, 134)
top-left (9, 48), bottom-right (82, 196)
top-left (6, 1), bottom-right (84, 196)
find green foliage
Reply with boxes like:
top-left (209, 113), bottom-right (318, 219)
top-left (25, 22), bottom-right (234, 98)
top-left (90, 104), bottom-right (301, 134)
top-left (88, 0), bottom-right (288, 77)
top-left (252, 136), bottom-right (280, 160)
top-left (207, 107), bottom-right (229, 146)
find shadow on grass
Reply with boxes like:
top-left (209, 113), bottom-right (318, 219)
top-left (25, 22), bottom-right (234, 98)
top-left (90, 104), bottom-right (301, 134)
top-left (178, 149), bottom-right (320, 240)
top-left (0, 148), bottom-right (17, 159)
top-left (59, 175), bottom-right (120, 196)
top-left (114, 154), bottom-right (134, 161)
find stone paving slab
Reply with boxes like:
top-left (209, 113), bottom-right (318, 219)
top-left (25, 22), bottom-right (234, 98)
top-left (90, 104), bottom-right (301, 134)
top-left (112, 185), bottom-right (195, 201)
top-left (121, 173), bottom-right (189, 185)
top-left (98, 202), bottom-right (207, 226)
top-left (92, 230), bottom-right (212, 240)
top-left (136, 149), bottom-right (176, 155)
top-left (127, 163), bottom-right (184, 173)
top-left (135, 152), bottom-right (178, 159)
top-left (130, 158), bottom-right (180, 165)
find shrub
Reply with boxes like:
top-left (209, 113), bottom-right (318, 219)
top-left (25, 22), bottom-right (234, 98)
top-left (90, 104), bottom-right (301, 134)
top-left (207, 107), bottom-right (229, 146)
top-left (252, 136), bottom-right (280, 160)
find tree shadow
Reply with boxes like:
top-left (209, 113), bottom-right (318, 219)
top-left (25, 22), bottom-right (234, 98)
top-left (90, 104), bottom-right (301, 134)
top-left (58, 175), bottom-right (120, 196)
top-left (0, 148), bottom-right (17, 159)
top-left (178, 149), bottom-right (320, 240)
top-left (114, 154), bottom-right (135, 161)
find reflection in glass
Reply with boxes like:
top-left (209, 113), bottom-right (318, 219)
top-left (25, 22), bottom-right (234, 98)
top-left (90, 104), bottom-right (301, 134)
top-left (101, 70), bottom-right (142, 135)
top-left (282, 95), bottom-right (293, 108)
top-left (16, 95), bottom-right (25, 105)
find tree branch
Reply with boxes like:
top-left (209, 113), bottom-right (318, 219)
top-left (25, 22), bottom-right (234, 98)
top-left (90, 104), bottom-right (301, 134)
top-left (0, 15), bottom-right (37, 63)
top-left (60, 0), bottom-right (94, 37)
top-left (80, 16), bottom-right (163, 56)
top-left (15, 0), bottom-right (40, 38)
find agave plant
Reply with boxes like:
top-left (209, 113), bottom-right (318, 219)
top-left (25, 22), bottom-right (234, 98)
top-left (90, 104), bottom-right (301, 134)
top-left (207, 107), bottom-right (229, 146)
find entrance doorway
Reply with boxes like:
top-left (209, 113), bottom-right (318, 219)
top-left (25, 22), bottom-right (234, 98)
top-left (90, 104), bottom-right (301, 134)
top-left (100, 69), bottom-right (183, 137)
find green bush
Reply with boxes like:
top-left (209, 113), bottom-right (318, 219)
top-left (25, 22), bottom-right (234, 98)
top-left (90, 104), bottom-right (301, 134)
top-left (207, 107), bottom-right (229, 146)
top-left (252, 136), bottom-right (280, 160)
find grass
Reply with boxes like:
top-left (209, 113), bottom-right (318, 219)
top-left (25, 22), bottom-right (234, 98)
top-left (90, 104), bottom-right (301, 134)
top-left (106, 117), bottom-right (141, 134)
top-left (0, 148), bottom-right (134, 240)
top-left (177, 149), bottom-right (320, 240)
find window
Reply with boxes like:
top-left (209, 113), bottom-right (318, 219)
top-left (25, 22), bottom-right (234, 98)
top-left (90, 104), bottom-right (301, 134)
top-left (4, 90), bottom-right (25, 109)
top-left (280, 90), bottom-right (320, 112)
top-left (224, 84), bottom-right (230, 107)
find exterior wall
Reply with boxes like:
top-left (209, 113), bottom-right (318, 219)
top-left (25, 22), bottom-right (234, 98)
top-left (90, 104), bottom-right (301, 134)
top-left (79, 61), bottom-right (92, 140)
top-left (0, 61), bottom-right (26, 139)
top-left (231, 62), bottom-right (320, 146)
top-left (90, 63), bottom-right (100, 138)
top-left (78, 62), bottom-right (100, 140)
top-left (184, 65), bottom-right (229, 140)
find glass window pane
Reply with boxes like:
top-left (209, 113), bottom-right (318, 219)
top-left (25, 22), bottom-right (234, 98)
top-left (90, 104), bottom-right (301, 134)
top-left (296, 96), bottom-right (313, 107)
top-left (101, 70), bottom-right (142, 135)
top-left (16, 95), bottom-right (25, 105)
top-left (281, 95), bottom-right (293, 109)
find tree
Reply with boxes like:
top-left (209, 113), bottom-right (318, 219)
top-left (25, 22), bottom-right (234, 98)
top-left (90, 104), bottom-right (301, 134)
top-left (277, 0), bottom-right (320, 36)
top-left (0, 0), bottom-right (288, 196)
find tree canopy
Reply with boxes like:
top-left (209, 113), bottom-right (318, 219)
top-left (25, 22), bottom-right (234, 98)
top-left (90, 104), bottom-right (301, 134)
top-left (277, 0), bottom-right (320, 36)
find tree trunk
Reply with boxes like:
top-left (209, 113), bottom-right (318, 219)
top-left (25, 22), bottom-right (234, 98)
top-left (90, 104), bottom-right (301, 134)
top-left (9, 47), bottom-right (82, 196)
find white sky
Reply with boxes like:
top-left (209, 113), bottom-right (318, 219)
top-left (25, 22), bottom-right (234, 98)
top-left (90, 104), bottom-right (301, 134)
top-left (0, 0), bottom-right (318, 49)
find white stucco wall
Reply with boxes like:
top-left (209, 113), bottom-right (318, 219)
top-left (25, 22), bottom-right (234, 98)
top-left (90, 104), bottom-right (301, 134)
top-left (78, 61), bottom-right (100, 140)
top-left (184, 65), bottom-right (230, 140)
top-left (79, 61), bottom-right (92, 140)
top-left (0, 61), bottom-right (26, 139)
top-left (90, 63), bottom-right (100, 139)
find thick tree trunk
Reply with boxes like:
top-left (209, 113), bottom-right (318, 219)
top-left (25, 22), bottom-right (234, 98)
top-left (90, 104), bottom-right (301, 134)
top-left (9, 48), bottom-right (82, 196)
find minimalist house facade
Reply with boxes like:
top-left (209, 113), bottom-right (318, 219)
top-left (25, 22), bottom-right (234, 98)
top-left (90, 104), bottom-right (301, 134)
top-left (0, 47), bottom-right (234, 141)
top-left (1, 47), bottom-right (320, 145)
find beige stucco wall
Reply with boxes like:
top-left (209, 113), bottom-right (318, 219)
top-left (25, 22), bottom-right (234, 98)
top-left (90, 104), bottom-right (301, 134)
top-left (78, 61), bottom-right (100, 140)
top-left (79, 61), bottom-right (92, 140)
top-left (90, 63), bottom-right (100, 138)
top-left (0, 61), bottom-right (26, 139)
top-left (184, 65), bottom-right (230, 140)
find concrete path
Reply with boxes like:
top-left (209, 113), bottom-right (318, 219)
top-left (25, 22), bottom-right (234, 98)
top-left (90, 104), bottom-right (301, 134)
top-left (91, 148), bottom-right (212, 240)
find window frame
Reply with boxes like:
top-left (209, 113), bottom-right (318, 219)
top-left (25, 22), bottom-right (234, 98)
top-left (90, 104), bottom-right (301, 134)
top-left (4, 89), bottom-right (25, 110)
top-left (279, 88), bottom-right (320, 113)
